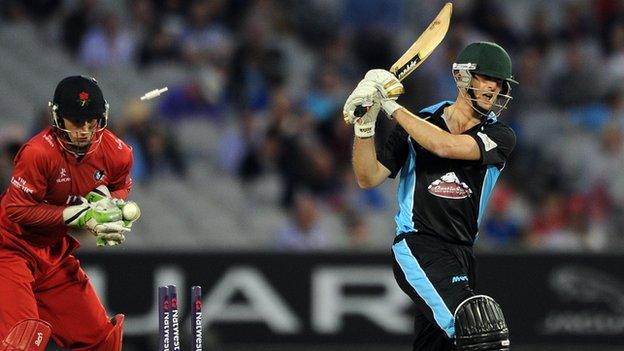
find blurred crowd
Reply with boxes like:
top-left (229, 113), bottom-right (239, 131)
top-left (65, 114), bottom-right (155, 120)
top-left (1, 0), bottom-right (624, 252)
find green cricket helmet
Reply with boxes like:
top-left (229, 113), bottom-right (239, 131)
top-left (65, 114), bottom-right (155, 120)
top-left (452, 42), bottom-right (517, 118)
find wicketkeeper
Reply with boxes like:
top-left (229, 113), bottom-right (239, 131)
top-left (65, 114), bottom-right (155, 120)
top-left (344, 42), bottom-right (516, 350)
top-left (0, 76), bottom-right (140, 350)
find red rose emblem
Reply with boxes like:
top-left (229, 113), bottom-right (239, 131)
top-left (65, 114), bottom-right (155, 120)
top-left (78, 91), bottom-right (90, 106)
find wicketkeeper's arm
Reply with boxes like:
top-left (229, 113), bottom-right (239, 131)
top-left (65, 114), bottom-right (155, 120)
top-left (107, 145), bottom-right (133, 200)
top-left (4, 146), bottom-right (66, 227)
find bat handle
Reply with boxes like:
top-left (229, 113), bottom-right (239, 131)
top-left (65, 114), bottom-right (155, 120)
top-left (354, 105), bottom-right (367, 118)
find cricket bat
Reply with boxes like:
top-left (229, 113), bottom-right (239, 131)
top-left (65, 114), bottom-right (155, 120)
top-left (354, 2), bottom-right (453, 117)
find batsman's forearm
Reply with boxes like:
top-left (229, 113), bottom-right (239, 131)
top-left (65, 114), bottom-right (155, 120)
top-left (352, 137), bottom-right (382, 188)
top-left (393, 108), bottom-right (456, 157)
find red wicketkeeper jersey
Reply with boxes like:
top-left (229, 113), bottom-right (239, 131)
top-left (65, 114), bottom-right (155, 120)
top-left (0, 127), bottom-right (133, 246)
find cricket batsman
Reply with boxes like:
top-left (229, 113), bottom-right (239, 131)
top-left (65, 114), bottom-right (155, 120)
top-left (344, 42), bottom-right (516, 350)
top-left (0, 76), bottom-right (140, 350)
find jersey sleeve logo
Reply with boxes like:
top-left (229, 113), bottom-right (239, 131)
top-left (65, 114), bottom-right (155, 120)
top-left (11, 177), bottom-right (35, 194)
top-left (427, 172), bottom-right (473, 199)
top-left (477, 132), bottom-right (498, 151)
top-left (44, 134), bottom-right (56, 148)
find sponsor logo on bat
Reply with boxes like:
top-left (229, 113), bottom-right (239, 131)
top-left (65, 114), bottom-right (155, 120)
top-left (397, 54), bottom-right (422, 80)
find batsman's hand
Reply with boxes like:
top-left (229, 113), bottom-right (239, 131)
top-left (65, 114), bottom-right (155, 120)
top-left (364, 69), bottom-right (405, 117)
top-left (343, 80), bottom-right (382, 138)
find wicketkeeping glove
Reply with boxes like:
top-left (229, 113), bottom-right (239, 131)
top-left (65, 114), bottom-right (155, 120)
top-left (63, 201), bottom-right (130, 246)
top-left (85, 185), bottom-right (141, 227)
top-left (364, 69), bottom-right (405, 117)
top-left (85, 184), bottom-right (112, 203)
top-left (90, 198), bottom-right (134, 246)
top-left (85, 185), bottom-right (124, 209)
top-left (78, 185), bottom-right (140, 246)
top-left (95, 231), bottom-right (126, 247)
top-left (343, 80), bottom-right (382, 138)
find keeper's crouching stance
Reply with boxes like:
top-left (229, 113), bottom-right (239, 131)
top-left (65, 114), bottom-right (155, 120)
top-left (0, 76), bottom-right (140, 350)
top-left (344, 42), bottom-right (515, 350)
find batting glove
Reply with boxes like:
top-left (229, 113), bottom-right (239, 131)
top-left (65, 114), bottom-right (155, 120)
top-left (343, 80), bottom-right (382, 138)
top-left (364, 69), bottom-right (404, 117)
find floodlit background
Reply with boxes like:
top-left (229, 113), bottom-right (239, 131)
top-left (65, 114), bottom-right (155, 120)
top-left (0, 0), bottom-right (623, 350)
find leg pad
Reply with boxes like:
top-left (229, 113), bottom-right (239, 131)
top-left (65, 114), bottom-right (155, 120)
top-left (454, 295), bottom-right (510, 351)
top-left (1, 319), bottom-right (51, 351)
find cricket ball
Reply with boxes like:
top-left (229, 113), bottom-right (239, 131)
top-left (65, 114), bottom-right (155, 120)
top-left (122, 201), bottom-right (141, 221)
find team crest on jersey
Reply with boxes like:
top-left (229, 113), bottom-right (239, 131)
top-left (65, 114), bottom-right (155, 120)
top-left (427, 172), bottom-right (472, 199)
top-left (94, 170), bottom-right (105, 181)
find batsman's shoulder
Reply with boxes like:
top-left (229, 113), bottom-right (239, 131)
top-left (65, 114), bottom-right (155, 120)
top-left (418, 100), bottom-right (453, 116)
top-left (489, 120), bottom-right (515, 135)
top-left (485, 120), bottom-right (516, 148)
